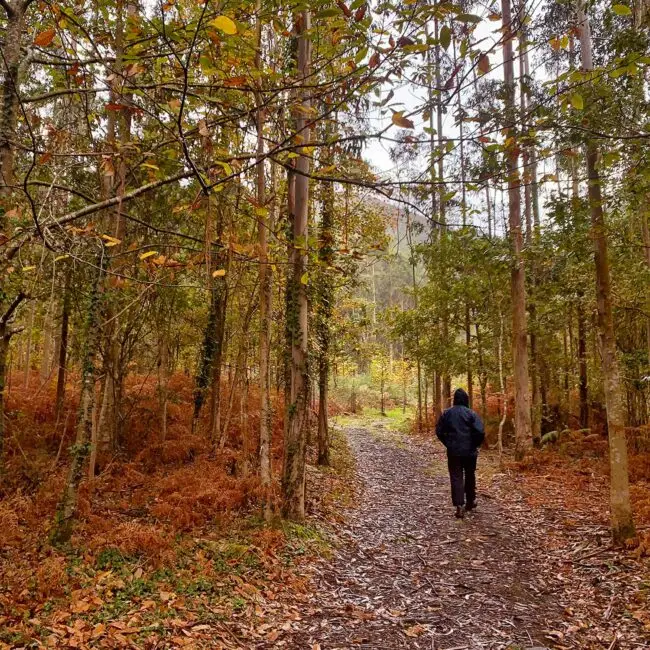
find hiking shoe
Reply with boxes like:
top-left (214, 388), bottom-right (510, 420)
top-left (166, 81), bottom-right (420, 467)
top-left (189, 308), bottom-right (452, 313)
top-left (455, 506), bottom-right (464, 519)
top-left (465, 501), bottom-right (477, 511)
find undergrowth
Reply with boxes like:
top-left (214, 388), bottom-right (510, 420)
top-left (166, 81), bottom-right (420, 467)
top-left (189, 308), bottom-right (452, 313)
top-left (0, 372), bottom-right (356, 647)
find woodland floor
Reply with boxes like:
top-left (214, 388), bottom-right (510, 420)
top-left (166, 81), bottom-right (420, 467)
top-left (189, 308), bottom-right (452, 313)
top-left (2, 419), bottom-right (649, 649)
top-left (266, 421), bottom-right (650, 650)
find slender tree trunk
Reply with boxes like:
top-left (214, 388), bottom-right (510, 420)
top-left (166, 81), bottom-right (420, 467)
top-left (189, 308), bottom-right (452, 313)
top-left (642, 212), bottom-right (650, 365)
top-left (497, 308), bottom-right (507, 464)
top-left (423, 377), bottom-right (428, 427)
top-left (157, 331), bottom-right (169, 442)
top-left (577, 0), bottom-right (635, 543)
top-left (255, 1), bottom-right (273, 518)
top-left (0, 292), bottom-right (26, 472)
top-left (476, 322), bottom-right (488, 423)
top-left (23, 301), bottom-right (35, 388)
top-left (434, 17), bottom-right (450, 410)
top-left (405, 208), bottom-right (423, 429)
top-left (281, 8), bottom-right (311, 520)
top-left (209, 277), bottom-right (228, 444)
top-left (502, 0), bottom-right (532, 459)
top-left (316, 143), bottom-right (335, 466)
top-left (518, 9), bottom-right (542, 445)
top-left (51, 254), bottom-right (104, 545)
top-left (220, 290), bottom-right (257, 448)
top-left (55, 272), bottom-right (71, 422)
top-left (97, 0), bottom-right (135, 457)
top-left (577, 295), bottom-right (589, 429)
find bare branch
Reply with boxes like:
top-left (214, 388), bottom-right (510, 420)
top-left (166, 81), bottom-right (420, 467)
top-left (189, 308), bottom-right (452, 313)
top-left (0, 291), bottom-right (26, 326)
top-left (0, 0), bottom-right (14, 18)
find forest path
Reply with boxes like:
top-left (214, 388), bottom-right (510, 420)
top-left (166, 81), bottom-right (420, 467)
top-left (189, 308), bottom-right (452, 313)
top-left (274, 422), bottom-right (558, 649)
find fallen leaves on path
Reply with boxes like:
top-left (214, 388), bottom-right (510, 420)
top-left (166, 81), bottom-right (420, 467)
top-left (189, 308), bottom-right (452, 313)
top-left (263, 421), bottom-right (649, 649)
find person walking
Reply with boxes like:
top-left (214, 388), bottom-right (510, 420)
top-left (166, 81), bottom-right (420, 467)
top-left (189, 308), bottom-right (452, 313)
top-left (435, 388), bottom-right (485, 518)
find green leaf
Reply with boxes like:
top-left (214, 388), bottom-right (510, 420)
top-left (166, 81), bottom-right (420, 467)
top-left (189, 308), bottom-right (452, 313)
top-left (439, 25), bottom-right (451, 50)
top-left (300, 272), bottom-right (309, 285)
top-left (570, 93), bottom-right (584, 110)
top-left (316, 9), bottom-right (340, 18)
top-left (612, 4), bottom-right (632, 15)
top-left (455, 13), bottom-right (482, 23)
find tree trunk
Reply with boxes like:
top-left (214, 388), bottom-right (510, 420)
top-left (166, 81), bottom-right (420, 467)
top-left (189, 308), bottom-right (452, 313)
top-left (96, 0), bottom-right (135, 458)
top-left (434, 17), bottom-right (450, 411)
top-left (497, 308), bottom-right (506, 464)
top-left (51, 255), bottom-right (104, 545)
top-left (23, 301), bottom-right (35, 388)
top-left (576, 0), bottom-right (635, 544)
top-left (157, 332), bottom-right (169, 442)
top-left (0, 292), bottom-right (26, 472)
top-left (577, 295), bottom-right (589, 429)
top-left (518, 11), bottom-right (542, 445)
top-left (255, 0), bottom-right (273, 518)
top-left (0, 1), bottom-right (29, 234)
top-left (209, 269), bottom-right (228, 445)
top-left (502, 0), bottom-right (532, 459)
top-left (281, 8), bottom-right (311, 521)
top-left (405, 208), bottom-right (423, 429)
top-left (55, 272), bottom-right (71, 422)
top-left (193, 202), bottom-right (228, 435)
top-left (316, 148), bottom-right (335, 466)
top-left (642, 212), bottom-right (650, 365)
top-left (476, 321), bottom-right (488, 423)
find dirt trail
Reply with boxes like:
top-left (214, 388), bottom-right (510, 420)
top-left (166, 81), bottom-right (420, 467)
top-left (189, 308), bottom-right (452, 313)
top-left (268, 422), bottom-right (647, 650)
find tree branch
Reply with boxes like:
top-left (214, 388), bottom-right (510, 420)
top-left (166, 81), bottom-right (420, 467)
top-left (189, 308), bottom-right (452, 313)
top-left (0, 291), bottom-right (26, 326)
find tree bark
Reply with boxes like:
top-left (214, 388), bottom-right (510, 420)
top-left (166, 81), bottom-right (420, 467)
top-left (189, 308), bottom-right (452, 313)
top-left (577, 295), bottom-right (589, 429)
top-left (255, 0), bottom-right (273, 518)
top-left (642, 212), bottom-right (650, 365)
top-left (316, 137), bottom-right (335, 466)
top-left (502, 0), bottom-right (532, 459)
top-left (434, 17), bottom-right (450, 413)
top-left (0, 292), bottom-right (26, 472)
top-left (576, 0), bottom-right (635, 543)
top-left (281, 8), bottom-right (311, 521)
top-left (51, 255), bottom-right (104, 545)
top-left (55, 271), bottom-right (71, 422)
top-left (0, 0), bottom-right (30, 234)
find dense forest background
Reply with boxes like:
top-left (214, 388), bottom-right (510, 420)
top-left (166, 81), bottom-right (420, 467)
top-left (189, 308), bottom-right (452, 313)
top-left (0, 0), bottom-right (649, 641)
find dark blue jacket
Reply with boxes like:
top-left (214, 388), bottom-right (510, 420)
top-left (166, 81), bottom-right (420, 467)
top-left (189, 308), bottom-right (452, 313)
top-left (435, 389), bottom-right (485, 457)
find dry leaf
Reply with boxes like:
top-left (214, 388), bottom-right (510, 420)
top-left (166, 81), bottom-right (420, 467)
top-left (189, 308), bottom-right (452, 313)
top-left (34, 29), bottom-right (56, 47)
top-left (391, 112), bottom-right (414, 129)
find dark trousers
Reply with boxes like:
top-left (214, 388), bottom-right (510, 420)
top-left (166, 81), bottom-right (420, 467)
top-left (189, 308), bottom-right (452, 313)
top-left (447, 454), bottom-right (477, 507)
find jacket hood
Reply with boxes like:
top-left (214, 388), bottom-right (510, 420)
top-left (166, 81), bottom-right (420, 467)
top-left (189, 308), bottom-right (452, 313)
top-left (453, 388), bottom-right (469, 407)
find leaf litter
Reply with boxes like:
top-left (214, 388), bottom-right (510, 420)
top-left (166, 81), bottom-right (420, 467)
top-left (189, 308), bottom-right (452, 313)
top-left (262, 422), bottom-right (649, 649)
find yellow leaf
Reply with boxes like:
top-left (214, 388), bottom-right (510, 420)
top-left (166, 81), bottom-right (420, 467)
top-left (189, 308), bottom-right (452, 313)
top-left (300, 272), bottom-right (309, 285)
top-left (210, 16), bottom-right (237, 35)
top-left (139, 251), bottom-right (158, 260)
top-left (22, 265), bottom-right (36, 272)
top-left (212, 269), bottom-right (227, 277)
top-left (391, 112), bottom-right (414, 129)
top-left (101, 234), bottom-right (122, 247)
top-left (215, 160), bottom-right (233, 175)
